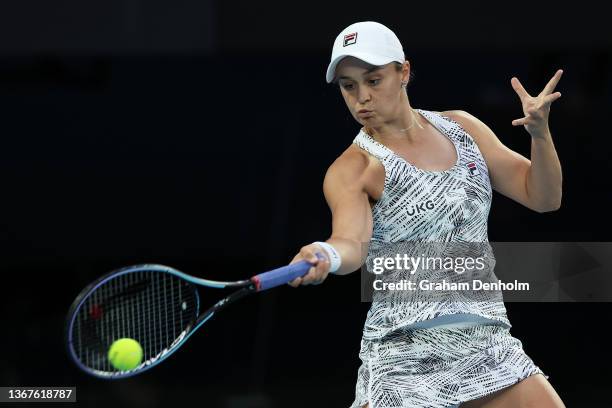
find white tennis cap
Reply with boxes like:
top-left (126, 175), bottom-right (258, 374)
top-left (325, 21), bottom-right (405, 83)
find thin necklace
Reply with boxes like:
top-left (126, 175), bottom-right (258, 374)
top-left (366, 108), bottom-right (422, 136)
top-left (398, 108), bottom-right (423, 132)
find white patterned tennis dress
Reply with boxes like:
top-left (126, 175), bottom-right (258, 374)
top-left (349, 109), bottom-right (548, 408)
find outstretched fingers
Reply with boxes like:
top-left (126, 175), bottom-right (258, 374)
top-left (510, 69), bottom-right (564, 131)
top-left (512, 116), bottom-right (529, 127)
top-left (543, 91), bottom-right (562, 105)
top-left (541, 69), bottom-right (564, 96)
top-left (511, 77), bottom-right (530, 101)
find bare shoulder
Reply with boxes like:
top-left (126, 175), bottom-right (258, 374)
top-left (324, 145), bottom-right (370, 187)
top-left (441, 110), bottom-right (500, 147)
top-left (323, 143), bottom-right (385, 206)
top-left (429, 110), bottom-right (477, 132)
top-left (441, 110), bottom-right (478, 130)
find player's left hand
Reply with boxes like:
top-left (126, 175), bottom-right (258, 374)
top-left (510, 69), bottom-right (563, 137)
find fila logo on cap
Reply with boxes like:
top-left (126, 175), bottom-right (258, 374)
top-left (343, 32), bottom-right (357, 46)
top-left (466, 162), bottom-right (480, 176)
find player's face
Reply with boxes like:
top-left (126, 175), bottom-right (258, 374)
top-left (335, 57), bottom-right (405, 127)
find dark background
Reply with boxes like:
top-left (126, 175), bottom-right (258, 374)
top-left (1, 1), bottom-right (610, 406)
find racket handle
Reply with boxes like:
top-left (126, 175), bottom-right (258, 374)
top-left (252, 254), bottom-right (324, 291)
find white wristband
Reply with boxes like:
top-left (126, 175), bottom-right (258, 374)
top-left (313, 241), bottom-right (342, 273)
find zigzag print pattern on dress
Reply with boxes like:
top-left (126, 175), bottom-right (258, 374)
top-left (353, 109), bottom-right (511, 339)
top-left (349, 325), bottom-right (548, 408)
top-left (355, 109), bottom-right (491, 244)
top-left (348, 110), bottom-right (547, 407)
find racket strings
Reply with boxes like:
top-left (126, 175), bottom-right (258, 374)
top-left (82, 272), bottom-right (196, 371)
top-left (72, 270), bottom-right (198, 374)
top-left (82, 278), bottom-right (191, 338)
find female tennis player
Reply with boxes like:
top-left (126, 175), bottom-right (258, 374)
top-left (288, 21), bottom-right (565, 408)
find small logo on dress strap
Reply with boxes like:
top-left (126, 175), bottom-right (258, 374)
top-left (466, 162), bottom-right (480, 176)
top-left (343, 32), bottom-right (357, 46)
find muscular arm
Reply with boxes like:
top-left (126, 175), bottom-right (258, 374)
top-left (323, 150), bottom-right (374, 275)
top-left (445, 110), bottom-right (562, 213)
top-left (288, 149), bottom-right (374, 286)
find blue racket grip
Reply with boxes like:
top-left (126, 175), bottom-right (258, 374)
top-left (252, 253), bottom-right (325, 291)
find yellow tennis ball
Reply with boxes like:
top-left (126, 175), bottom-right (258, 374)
top-left (108, 338), bottom-right (143, 371)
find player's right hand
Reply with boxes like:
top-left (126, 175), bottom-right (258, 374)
top-left (287, 244), bottom-right (331, 287)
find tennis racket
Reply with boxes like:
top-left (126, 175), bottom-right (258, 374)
top-left (65, 257), bottom-right (320, 379)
